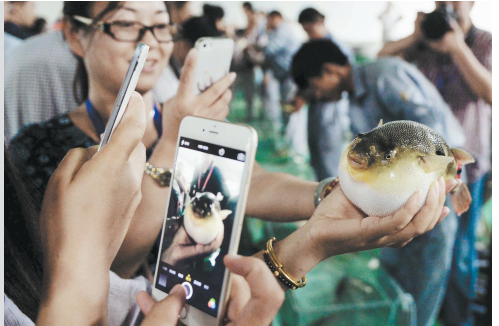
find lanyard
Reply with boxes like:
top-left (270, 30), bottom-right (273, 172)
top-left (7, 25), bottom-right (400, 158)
top-left (198, 162), bottom-right (215, 192)
top-left (85, 99), bottom-right (162, 137)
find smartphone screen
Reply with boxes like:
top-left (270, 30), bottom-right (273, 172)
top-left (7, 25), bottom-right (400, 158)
top-left (155, 136), bottom-right (248, 317)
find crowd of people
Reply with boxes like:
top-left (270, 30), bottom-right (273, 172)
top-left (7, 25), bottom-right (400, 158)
top-left (4, 1), bottom-right (491, 326)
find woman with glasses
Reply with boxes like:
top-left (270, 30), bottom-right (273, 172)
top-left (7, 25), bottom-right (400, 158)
top-left (9, 1), bottom-right (236, 280)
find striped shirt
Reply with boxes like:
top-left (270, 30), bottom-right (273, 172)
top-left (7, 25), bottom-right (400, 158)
top-left (402, 26), bottom-right (492, 183)
top-left (264, 23), bottom-right (301, 81)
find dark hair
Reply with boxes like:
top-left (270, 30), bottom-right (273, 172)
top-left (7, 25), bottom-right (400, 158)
top-left (203, 4), bottom-right (224, 26)
top-left (291, 39), bottom-right (349, 90)
top-left (62, 1), bottom-right (125, 104)
top-left (181, 16), bottom-right (223, 45)
top-left (268, 10), bottom-right (282, 19)
top-left (242, 2), bottom-right (253, 12)
top-left (298, 8), bottom-right (324, 24)
top-left (4, 145), bottom-right (44, 321)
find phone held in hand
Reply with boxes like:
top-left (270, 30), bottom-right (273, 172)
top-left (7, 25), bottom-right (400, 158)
top-left (98, 43), bottom-right (149, 150)
top-left (152, 116), bottom-right (258, 326)
top-left (193, 37), bottom-right (235, 95)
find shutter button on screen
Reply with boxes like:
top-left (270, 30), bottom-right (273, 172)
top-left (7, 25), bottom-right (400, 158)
top-left (182, 282), bottom-right (193, 300)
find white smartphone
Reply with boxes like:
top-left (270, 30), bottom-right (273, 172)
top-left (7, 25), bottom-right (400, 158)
top-left (98, 42), bottom-right (149, 150)
top-left (152, 116), bottom-right (258, 326)
top-left (193, 37), bottom-right (235, 95)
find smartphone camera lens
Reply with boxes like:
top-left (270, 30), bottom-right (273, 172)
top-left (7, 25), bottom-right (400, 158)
top-left (203, 44), bottom-right (207, 48)
top-left (203, 129), bottom-right (205, 132)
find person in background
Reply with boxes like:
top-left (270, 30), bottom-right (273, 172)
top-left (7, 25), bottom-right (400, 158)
top-left (4, 32), bottom-right (23, 56)
top-left (22, 17), bottom-right (48, 37)
top-left (297, 7), bottom-right (354, 179)
top-left (230, 2), bottom-right (267, 121)
top-left (378, 2), bottom-right (491, 325)
top-left (260, 10), bottom-right (302, 154)
top-left (165, 1), bottom-right (194, 26)
top-left (4, 1), bottom-right (37, 40)
top-left (202, 4), bottom-right (226, 34)
top-left (291, 39), bottom-right (466, 326)
top-left (171, 16), bottom-right (223, 75)
top-left (4, 31), bottom-right (78, 140)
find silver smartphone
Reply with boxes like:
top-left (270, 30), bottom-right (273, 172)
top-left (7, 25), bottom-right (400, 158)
top-left (193, 37), bottom-right (235, 95)
top-left (98, 42), bottom-right (149, 150)
top-left (152, 116), bottom-right (257, 326)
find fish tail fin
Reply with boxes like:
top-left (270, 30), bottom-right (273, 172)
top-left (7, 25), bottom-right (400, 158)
top-left (450, 183), bottom-right (472, 216)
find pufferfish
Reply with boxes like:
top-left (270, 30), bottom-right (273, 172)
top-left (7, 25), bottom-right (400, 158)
top-left (183, 192), bottom-right (232, 245)
top-left (338, 120), bottom-right (475, 217)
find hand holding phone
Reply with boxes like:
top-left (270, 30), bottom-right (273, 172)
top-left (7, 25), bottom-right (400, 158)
top-left (160, 48), bottom-right (236, 142)
top-left (139, 255), bottom-right (284, 326)
top-left (193, 37), bottom-right (234, 95)
top-left (99, 43), bottom-right (149, 150)
top-left (152, 116), bottom-right (257, 326)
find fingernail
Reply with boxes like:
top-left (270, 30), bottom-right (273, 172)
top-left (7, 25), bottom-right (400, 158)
top-left (171, 284), bottom-right (187, 297)
top-left (228, 72), bottom-right (237, 82)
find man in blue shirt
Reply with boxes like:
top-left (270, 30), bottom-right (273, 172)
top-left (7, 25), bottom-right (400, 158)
top-left (261, 11), bottom-right (302, 152)
top-left (298, 8), bottom-right (355, 179)
top-left (291, 39), bottom-right (465, 326)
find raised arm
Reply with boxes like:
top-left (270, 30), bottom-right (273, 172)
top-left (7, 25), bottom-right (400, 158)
top-left (426, 20), bottom-right (492, 104)
top-left (378, 12), bottom-right (425, 58)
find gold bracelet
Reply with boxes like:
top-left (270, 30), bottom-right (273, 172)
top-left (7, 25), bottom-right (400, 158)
top-left (263, 237), bottom-right (306, 290)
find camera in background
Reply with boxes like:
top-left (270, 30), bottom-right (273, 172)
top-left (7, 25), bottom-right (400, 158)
top-left (420, 4), bottom-right (460, 40)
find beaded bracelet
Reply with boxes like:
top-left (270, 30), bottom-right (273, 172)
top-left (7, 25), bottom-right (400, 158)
top-left (263, 237), bottom-right (306, 290)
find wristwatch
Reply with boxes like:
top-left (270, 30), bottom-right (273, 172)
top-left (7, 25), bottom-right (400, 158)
top-left (145, 162), bottom-right (172, 187)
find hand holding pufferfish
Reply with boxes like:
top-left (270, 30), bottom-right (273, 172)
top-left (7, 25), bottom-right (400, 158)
top-left (338, 120), bottom-right (474, 217)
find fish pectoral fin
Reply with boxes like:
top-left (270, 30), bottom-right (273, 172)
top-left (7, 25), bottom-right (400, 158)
top-left (450, 148), bottom-right (475, 165)
top-left (219, 210), bottom-right (232, 220)
top-left (419, 155), bottom-right (454, 173)
top-left (377, 119), bottom-right (383, 127)
top-left (450, 183), bottom-right (472, 216)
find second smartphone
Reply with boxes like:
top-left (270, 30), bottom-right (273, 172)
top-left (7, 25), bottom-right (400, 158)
top-left (152, 116), bottom-right (257, 326)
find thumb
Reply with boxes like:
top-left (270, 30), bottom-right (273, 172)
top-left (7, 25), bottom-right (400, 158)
top-left (136, 291), bottom-right (156, 316)
top-left (140, 285), bottom-right (186, 326)
top-left (102, 91), bottom-right (147, 161)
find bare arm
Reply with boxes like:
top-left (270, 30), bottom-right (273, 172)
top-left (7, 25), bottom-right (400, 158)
top-left (427, 20), bottom-right (492, 104)
top-left (378, 12), bottom-right (425, 58)
top-left (378, 34), bottom-right (417, 58)
top-left (245, 163), bottom-right (317, 222)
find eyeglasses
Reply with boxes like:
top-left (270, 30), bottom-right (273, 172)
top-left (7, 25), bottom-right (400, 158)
top-left (72, 15), bottom-right (181, 43)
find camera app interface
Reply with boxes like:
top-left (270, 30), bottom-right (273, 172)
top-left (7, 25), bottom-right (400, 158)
top-left (156, 137), bottom-right (247, 317)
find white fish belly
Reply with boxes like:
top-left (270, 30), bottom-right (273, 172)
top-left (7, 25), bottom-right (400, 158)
top-left (338, 164), bottom-right (440, 217)
top-left (183, 208), bottom-right (222, 245)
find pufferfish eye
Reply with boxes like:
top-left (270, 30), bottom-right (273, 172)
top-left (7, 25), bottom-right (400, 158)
top-left (436, 150), bottom-right (445, 156)
top-left (384, 153), bottom-right (391, 160)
